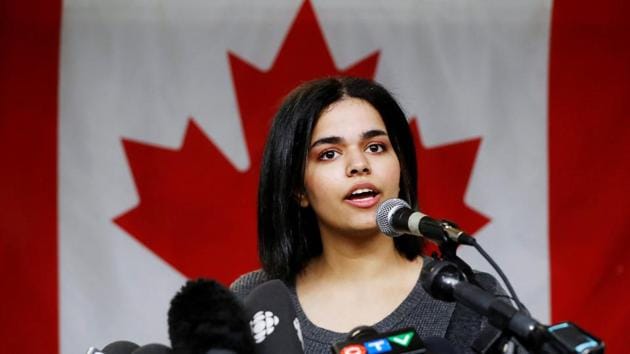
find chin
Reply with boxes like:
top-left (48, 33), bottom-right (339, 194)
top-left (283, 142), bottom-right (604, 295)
top-left (345, 223), bottom-right (381, 237)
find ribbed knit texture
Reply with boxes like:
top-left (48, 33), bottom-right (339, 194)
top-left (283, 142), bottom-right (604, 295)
top-left (231, 267), bottom-right (505, 353)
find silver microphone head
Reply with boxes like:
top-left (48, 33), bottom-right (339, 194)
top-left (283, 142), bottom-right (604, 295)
top-left (376, 198), bottom-right (410, 237)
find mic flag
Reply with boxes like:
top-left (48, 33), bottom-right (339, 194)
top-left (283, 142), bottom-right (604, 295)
top-left (243, 279), bottom-right (304, 354)
top-left (331, 327), bottom-right (455, 354)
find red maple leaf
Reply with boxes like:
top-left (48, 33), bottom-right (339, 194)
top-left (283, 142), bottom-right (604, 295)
top-left (114, 0), bottom-right (489, 284)
top-left (410, 118), bottom-right (490, 254)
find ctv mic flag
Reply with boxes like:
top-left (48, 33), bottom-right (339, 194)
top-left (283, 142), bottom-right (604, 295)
top-left (1, 0), bottom-right (628, 353)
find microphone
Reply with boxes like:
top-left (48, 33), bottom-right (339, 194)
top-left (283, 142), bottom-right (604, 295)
top-left (168, 278), bottom-right (255, 354)
top-left (376, 198), bottom-right (474, 245)
top-left (131, 344), bottom-right (172, 354)
top-left (86, 340), bottom-right (140, 354)
top-left (421, 259), bottom-right (604, 353)
top-left (88, 341), bottom-right (174, 354)
top-left (331, 326), bottom-right (459, 354)
top-left (242, 279), bottom-right (304, 354)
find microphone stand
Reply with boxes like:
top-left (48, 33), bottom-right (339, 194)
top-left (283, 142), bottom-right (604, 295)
top-left (381, 202), bottom-right (606, 353)
top-left (429, 224), bottom-right (480, 287)
top-left (420, 258), bottom-right (605, 354)
top-left (433, 238), bottom-right (515, 353)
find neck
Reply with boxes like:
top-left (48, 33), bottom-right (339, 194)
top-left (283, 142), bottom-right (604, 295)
top-left (307, 227), bottom-right (410, 282)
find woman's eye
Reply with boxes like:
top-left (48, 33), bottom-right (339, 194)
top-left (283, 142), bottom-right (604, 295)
top-left (366, 143), bottom-right (385, 153)
top-left (319, 150), bottom-right (339, 160)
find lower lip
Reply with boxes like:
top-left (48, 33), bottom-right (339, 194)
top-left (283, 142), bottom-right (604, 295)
top-left (344, 194), bottom-right (381, 208)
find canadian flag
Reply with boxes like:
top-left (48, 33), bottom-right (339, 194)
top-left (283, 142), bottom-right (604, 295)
top-left (1, 0), bottom-right (628, 353)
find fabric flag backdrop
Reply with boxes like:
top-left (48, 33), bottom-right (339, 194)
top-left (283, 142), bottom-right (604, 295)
top-left (1, 0), bottom-right (628, 353)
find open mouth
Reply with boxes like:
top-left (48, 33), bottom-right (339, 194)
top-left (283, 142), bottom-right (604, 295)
top-left (345, 188), bottom-right (379, 201)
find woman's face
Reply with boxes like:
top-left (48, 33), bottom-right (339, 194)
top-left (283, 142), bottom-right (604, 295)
top-left (302, 97), bottom-right (401, 238)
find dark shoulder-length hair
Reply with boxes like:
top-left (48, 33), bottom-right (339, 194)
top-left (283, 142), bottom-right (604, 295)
top-left (258, 77), bottom-right (422, 282)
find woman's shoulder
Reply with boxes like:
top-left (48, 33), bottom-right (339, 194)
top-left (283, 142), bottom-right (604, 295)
top-left (229, 269), bottom-right (271, 300)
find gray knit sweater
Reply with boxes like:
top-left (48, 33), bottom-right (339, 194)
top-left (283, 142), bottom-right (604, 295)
top-left (230, 268), bottom-right (507, 353)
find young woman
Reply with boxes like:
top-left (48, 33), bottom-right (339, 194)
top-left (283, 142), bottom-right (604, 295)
top-left (231, 77), bottom-right (502, 353)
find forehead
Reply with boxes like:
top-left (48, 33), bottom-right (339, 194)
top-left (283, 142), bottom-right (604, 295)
top-left (311, 98), bottom-right (387, 140)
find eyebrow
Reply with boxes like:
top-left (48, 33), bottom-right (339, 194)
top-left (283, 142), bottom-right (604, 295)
top-left (309, 129), bottom-right (388, 149)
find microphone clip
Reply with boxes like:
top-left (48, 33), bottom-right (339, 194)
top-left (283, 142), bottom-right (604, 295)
top-left (438, 219), bottom-right (475, 246)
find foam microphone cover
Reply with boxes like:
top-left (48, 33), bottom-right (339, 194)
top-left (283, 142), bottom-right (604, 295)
top-left (243, 279), bottom-right (304, 354)
top-left (101, 340), bottom-right (140, 354)
top-left (168, 279), bottom-right (254, 354)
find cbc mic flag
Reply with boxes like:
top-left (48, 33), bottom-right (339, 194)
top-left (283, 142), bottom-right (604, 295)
top-left (1, 1), bottom-right (628, 353)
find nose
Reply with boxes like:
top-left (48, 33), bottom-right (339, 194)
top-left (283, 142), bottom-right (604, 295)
top-left (346, 150), bottom-right (371, 176)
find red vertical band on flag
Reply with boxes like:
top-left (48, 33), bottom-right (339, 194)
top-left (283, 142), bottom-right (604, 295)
top-left (0, 0), bottom-right (61, 352)
top-left (549, 0), bottom-right (630, 352)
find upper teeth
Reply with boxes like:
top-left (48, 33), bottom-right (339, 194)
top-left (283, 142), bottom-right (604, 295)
top-left (352, 188), bottom-right (373, 195)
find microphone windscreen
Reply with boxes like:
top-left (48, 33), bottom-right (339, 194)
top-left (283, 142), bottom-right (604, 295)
top-left (243, 280), bottom-right (304, 353)
top-left (130, 343), bottom-right (172, 354)
top-left (102, 340), bottom-right (140, 354)
top-left (376, 198), bottom-right (409, 237)
top-left (423, 336), bottom-right (460, 354)
top-left (168, 279), bottom-right (254, 354)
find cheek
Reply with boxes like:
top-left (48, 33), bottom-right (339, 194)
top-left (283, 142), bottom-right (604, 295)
top-left (303, 163), bottom-right (317, 194)
top-left (303, 165), bottom-right (326, 201)
top-left (304, 164), bottom-right (341, 205)
top-left (380, 158), bottom-right (402, 193)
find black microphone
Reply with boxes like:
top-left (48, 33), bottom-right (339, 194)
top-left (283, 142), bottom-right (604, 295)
top-left (168, 278), bottom-right (255, 354)
top-left (91, 341), bottom-right (226, 354)
top-left (89, 341), bottom-right (175, 354)
top-left (87, 341), bottom-right (141, 354)
top-left (376, 198), bottom-right (474, 245)
top-left (243, 280), bottom-right (304, 354)
top-left (421, 259), bottom-right (604, 353)
top-left (131, 343), bottom-right (172, 354)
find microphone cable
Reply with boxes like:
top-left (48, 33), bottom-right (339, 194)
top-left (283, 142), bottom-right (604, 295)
top-left (376, 198), bottom-right (529, 314)
top-left (466, 236), bottom-right (530, 315)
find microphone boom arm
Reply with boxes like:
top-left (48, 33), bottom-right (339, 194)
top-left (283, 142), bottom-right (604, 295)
top-left (420, 259), bottom-right (605, 354)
